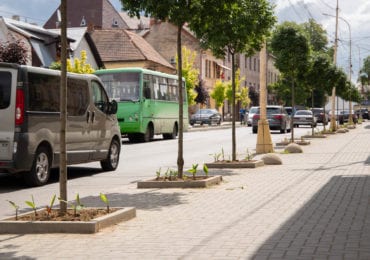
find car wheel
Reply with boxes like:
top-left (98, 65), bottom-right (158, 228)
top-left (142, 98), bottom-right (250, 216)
top-left (217, 119), bottom-right (221, 125)
top-left (24, 146), bottom-right (51, 186)
top-left (280, 126), bottom-right (286, 133)
top-left (101, 138), bottom-right (120, 171)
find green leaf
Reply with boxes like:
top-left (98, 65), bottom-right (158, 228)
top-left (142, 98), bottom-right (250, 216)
top-left (7, 200), bottom-right (19, 209)
top-left (25, 201), bottom-right (35, 209)
top-left (203, 164), bottom-right (209, 174)
top-left (50, 195), bottom-right (56, 209)
top-left (100, 193), bottom-right (108, 205)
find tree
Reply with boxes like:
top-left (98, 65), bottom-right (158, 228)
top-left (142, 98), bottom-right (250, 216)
top-left (178, 46), bottom-right (199, 106)
top-left (194, 79), bottom-right (209, 105)
top-left (302, 19), bottom-right (328, 53)
top-left (270, 22), bottom-right (310, 142)
top-left (0, 40), bottom-right (28, 64)
top-left (190, 0), bottom-right (275, 160)
top-left (120, 0), bottom-right (197, 177)
top-left (211, 80), bottom-right (227, 109)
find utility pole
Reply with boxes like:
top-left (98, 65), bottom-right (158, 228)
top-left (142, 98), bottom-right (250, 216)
top-left (329, 0), bottom-right (339, 131)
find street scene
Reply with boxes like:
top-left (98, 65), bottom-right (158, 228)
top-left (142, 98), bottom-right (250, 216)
top-left (1, 0), bottom-right (370, 259)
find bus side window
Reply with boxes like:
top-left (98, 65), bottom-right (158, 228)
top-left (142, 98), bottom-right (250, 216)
top-left (143, 81), bottom-right (151, 99)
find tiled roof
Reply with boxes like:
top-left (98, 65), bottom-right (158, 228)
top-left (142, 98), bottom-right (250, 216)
top-left (90, 29), bottom-right (173, 69)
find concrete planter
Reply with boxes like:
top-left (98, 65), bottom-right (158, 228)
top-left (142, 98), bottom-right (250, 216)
top-left (137, 175), bottom-right (222, 189)
top-left (0, 207), bottom-right (136, 234)
top-left (301, 134), bottom-right (327, 139)
top-left (205, 160), bottom-right (264, 169)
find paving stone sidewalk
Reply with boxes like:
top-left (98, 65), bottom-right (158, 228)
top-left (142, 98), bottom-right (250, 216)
top-left (0, 122), bottom-right (369, 260)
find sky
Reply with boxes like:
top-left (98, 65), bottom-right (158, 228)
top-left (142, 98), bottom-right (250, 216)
top-left (0, 0), bottom-right (369, 82)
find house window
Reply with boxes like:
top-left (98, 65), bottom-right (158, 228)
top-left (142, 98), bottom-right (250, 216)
top-left (253, 58), bottom-right (256, 71)
top-left (249, 58), bottom-right (252, 70)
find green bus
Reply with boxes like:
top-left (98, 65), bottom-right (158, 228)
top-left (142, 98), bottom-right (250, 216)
top-left (95, 67), bottom-right (188, 142)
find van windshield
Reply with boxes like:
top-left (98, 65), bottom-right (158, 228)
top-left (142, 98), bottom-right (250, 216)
top-left (0, 71), bottom-right (11, 109)
top-left (97, 72), bottom-right (140, 102)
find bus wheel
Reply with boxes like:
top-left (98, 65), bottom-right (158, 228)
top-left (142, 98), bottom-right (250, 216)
top-left (24, 146), bottom-right (51, 186)
top-left (163, 124), bottom-right (178, 139)
top-left (141, 125), bottom-right (153, 142)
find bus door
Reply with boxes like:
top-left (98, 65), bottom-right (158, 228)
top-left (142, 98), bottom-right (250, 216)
top-left (142, 74), bottom-right (155, 131)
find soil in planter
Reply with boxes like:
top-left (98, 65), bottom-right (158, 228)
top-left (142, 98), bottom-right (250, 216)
top-left (211, 159), bottom-right (258, 164)
top-left (154, 175), bottom-right (211, 182)
top-left (11, 208), bottom-right (118, 222)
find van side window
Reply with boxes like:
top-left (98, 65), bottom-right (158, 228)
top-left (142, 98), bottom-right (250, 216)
top-left (29, 73), bottom-right (59, 112)
top-left (92, 81), bottom-right (108, 112)
top-left (67, 78), bottom-right (89, 116)
top-left (0, 72), bottom-right (11, 109)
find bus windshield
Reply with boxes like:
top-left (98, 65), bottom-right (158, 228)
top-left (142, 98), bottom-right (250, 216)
top-left (98, 72), bottom-right (140, 102)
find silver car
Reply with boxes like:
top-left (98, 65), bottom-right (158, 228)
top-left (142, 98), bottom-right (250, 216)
top-left (293, 110), bottom-right (317, 127)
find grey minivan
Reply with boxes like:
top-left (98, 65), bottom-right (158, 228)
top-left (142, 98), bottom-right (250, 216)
top-left (0, 62), bottom-right (121, 186)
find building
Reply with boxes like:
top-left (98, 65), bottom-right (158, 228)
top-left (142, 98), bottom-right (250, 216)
top-left (90, 29), bottom-right (175, 73)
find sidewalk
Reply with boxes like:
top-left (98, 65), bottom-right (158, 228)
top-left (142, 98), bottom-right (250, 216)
top-left (1, 122), bottom-right (369, 259)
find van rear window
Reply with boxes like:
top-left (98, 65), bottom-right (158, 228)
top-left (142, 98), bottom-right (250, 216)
top-left (0, 71), bottom-right (11, 109)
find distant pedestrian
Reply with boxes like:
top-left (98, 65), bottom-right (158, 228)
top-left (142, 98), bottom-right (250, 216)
top-left (239, 108), bottom-right (246, 125)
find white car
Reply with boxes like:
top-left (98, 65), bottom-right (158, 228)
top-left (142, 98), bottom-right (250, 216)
top-left (293, 110), bottom-right (317, 127)
top-left (246, 106), bottom-right (258, 126)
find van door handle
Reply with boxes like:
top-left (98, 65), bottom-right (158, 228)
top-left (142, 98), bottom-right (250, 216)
top-left (86, 111), bottom-right (90, 123)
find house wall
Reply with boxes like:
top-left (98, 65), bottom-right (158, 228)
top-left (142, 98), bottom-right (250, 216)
top-left (71, 39), bottom-right (99, 69)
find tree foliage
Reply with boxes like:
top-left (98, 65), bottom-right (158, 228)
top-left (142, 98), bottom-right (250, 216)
top-left (50, 50), bottom-right (95, 74)
top-left (0, 40), bottom-right (28, 65)
top-left (194, 79), bottom-right (209, 105)
top-left (177, 46), bottom-right (199, 106)
top-left (211, 80), bottom-right (227, 108)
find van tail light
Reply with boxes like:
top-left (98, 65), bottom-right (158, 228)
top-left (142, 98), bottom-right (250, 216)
top-left (253, 114), bottom-right (260, 120)
top-left (15, 89), bottom-right (25, 125)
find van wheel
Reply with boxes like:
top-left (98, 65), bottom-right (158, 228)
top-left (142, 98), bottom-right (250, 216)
top-left (24, 146), bottom-right (51, 186)
top-left (101, 139), bottom-right (120, 171)
top-left (163, 124), bottom-right (178, 139)
top-left (252, 127), bottom-right (258, 134)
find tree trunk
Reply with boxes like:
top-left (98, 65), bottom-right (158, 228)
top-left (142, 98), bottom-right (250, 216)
top-left (290, 79), bottom-right (295, 142)
top-left (177, 24), bottom-right (184, 178)
top-left (59, 0), bottom-right (68, 214)
top-left (231, 52), bottom-right (236, 161)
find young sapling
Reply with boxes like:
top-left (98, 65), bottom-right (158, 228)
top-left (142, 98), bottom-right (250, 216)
top-left (25, 195), bottom-right (37, 217)
top-left (7, 200), bottom-right (20, 220)
top-left (100, 193), bottom-right (110, 213)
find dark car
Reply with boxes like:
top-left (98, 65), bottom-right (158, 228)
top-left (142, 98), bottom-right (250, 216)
top-left (311, 108), bottom-right (329, 125)
top-left (190, 109), bottom-right (222, 126)
top-left (339, 110), bottom-right (358, 124)
top-left (355, 108), bottom-right (369, 120)
top-left (252, 105), bottom-right (291, 134)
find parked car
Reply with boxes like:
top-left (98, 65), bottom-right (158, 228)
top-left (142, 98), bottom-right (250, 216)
top-left (252, 105), bottom-right (291, 134)
top-left (293, 110), bottom-right (317, 127)
top-left (355, 108), bottom-right (369, 120)
top-left (311, 108), bottom-right (329, 125)
top-left (340, 110), bottom-right (358, 124)
top-left (189, 109), bottom-right (222, 126)
top-left (328, 110), bottom-right (358, 124)
top-left (0, 62), bottom-right (121, 187)
top-left (246, 106), bottom-right (258, 126)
